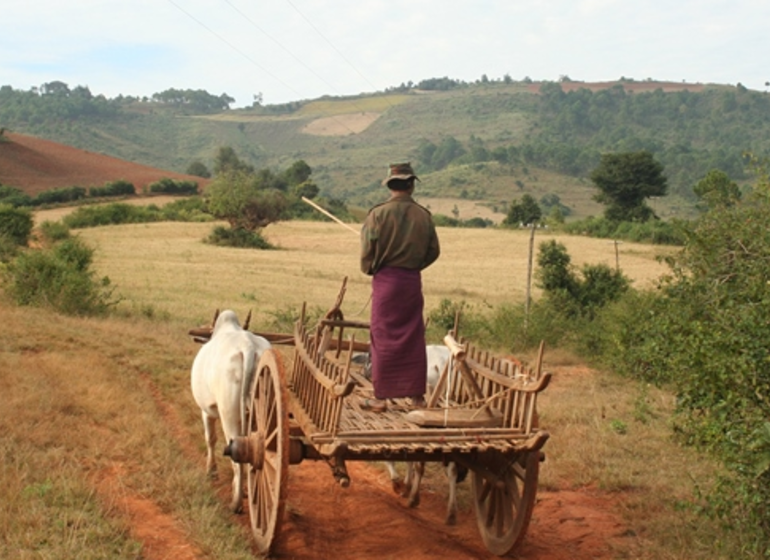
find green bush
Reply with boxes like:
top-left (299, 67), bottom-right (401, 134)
top-left (0, 204), bottom-right (33, 245)
top-left (89, 180), bottom-right (135, 197)
top-left (0, 234), bottom-right (20, 263)
top-left (536, 239), bottom-right (630, 319)
top-left (32, 186), bottom-right (87, 206)
top-left (62, 203), bottom-right (157, 228)
top-left (61, 199), bottom-right (212, 228)
top-left (148, 177), bottom-right (198, 195)
top-left (563, 215), bottom-right (686, 245)
top-left (158, 197), bottom-right (212, 221)
top-left (588, 174), bottom-right (770, 553)
top-left (0, 185), bottom-right (33, 207)
top-left (37, 221), bottom-right (71, 243)
top-left (205, 226), bottom-right (274, 249)
top-left (3, 237), bottom-right (117, 315)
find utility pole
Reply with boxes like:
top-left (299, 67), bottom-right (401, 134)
top-left (525, 223), bottom-right (536, 330)
top-left (609, 240), bottom-right (622, 271)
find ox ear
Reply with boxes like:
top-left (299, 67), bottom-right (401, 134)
top-left (243, 309), bottom-right (252, 330)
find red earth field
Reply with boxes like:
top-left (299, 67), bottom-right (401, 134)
top-left (6, 130), bottom-right (634, 559)
top-left (0, 132), bottom-right (208, 197)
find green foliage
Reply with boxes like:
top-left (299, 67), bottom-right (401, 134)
top-left (205, 226), bottom-right (274, 249)
top-left (3, 237), bottom-right (117, 315)
top-left (693, 169), bottom-right (742, 211)
top-left (503, 193), bottom-right (542, 226)
top-left (0, 204), bottom-right (33, 245)
top-left (32, 186), bottom-right (87, 206)
top-left (431, 214), bottom-right (493, 228)
top-left (205, 170), bottom-right (288, 232)
top-left (205, 156), bottom-right (324, 235)
top-left (151, 88), bottom-right (234, 113)
top-left (37, 220), bottom-right (71, 243)
top-left (535, 240), bottom-right (630, 319)
top-left (0, 185), bottom-right (33, 207)
top-left (63, 203), bottom-right (156, 228)
top-left (0, 234), bottom-right (21, 263)
top-left (590, 151), bottom-right (668, 222)
top-left (213, 146), bottom-right (254, 176)
top-left (589, 162), bottom-right (770, 553)
top-left (61, 199), bottom-right (212, 228)
top-left (88, 179), bottom-right (135, 198)
top-left (147, 177), bottom-right (198, 195)
top-left (186, 159), bottom-right (211, 178)
top-left (563, 215), bottom-right (686, 245)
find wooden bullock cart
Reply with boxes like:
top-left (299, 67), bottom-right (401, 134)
top-left (191, 280), bottom-right (551, 557)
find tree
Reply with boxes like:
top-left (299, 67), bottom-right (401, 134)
top-left (206, 170), bottom-right (285, 232)
top-left (535, 239), bottom-right (629, 319)
top-left (213, 146), bottom-right (253, 176)
top-left (186, 159), bottom-right (211, 178)
top-left (693, 169), bottom-right (741, 210)
top-left (503, 194), bottom-right (542, 226)
top-left (590, 151), bottom-right (667, 222)
top-left (282, 160), bottom-right (312, 186)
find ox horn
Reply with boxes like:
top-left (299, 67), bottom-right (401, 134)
top-left (211, 308), bottom-right (220, 327)
top-left (243, 309), bottom-right (252, 330)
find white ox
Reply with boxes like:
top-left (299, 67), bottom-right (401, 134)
top-left (191, 309), bottom-right (272, 513)
top-left (383, 344), bottom-right (469, 525)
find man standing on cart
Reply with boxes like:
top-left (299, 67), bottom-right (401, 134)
top-left (360, 162), bottom-right (440, 412)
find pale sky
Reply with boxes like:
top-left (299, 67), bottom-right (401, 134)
top-left (3, 0), bottom-right (769, 108)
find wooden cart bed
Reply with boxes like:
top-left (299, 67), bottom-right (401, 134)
top-left (286, 318), bottom-right (551, 462)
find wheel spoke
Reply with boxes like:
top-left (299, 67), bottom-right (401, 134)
top-left (472, 451), bottom-right (540, 556)
top-left (245, 350), bottom-right (288, 555)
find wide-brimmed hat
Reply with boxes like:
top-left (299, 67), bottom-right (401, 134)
top-left (382, 162), bottom-right (420, 186)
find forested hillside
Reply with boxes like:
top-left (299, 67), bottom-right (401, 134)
top-left (2, 78), bottom-right (769, 219)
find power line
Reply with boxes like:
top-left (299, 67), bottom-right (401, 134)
top-left (284, 0), bottom-right (383, 95)
top-left (223, 0), bottom-right (340, 97)
top-left (165, 0), bottom-right (303, 101)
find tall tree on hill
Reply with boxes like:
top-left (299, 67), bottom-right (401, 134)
top-left (213, 146), bottom-right (254, 176)
top-left (503, 194), bottom-right (542, 226)
top-left (590, 151), bottom-right (667, 222)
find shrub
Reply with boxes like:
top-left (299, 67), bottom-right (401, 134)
top-left (158, 197), bottom-right (212, 221)
top-left (89, 180), bottom-right (135, 198)
top-left (62, 203), bottom-right (157, 228)
top-left (3, 237), bottom-right (117, 315)
top-left (148, 177), bottom-right (198, 195)
top-left (37, 220), bottom-right (71, 244)
top-left (32, 186), bottom-right (87, 206)
top-left (205, 226), bottom-right (274, 249)
top-left (0, 185), bottom-right (33, 207)
top-left (0, 204), bottom-right (33, 245)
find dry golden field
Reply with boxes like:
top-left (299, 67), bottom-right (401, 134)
top-left (42, 217), bottom-right (675, 330)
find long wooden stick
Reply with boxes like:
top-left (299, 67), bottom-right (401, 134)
top-left (301, 196), bottom-right (359, 235)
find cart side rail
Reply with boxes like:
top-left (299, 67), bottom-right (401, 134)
top-left (289, 320), bottom-right (355, 436)
top-left (438, 335), bottom-right (551, 435)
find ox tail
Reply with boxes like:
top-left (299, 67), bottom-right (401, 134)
top-left (240, 349), bottom-right (259, 436)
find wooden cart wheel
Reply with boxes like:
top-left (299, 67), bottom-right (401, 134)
top-left (470, 450), bottom-right (539, 556)
top-left (246, 349), bottom-right (289, 555)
